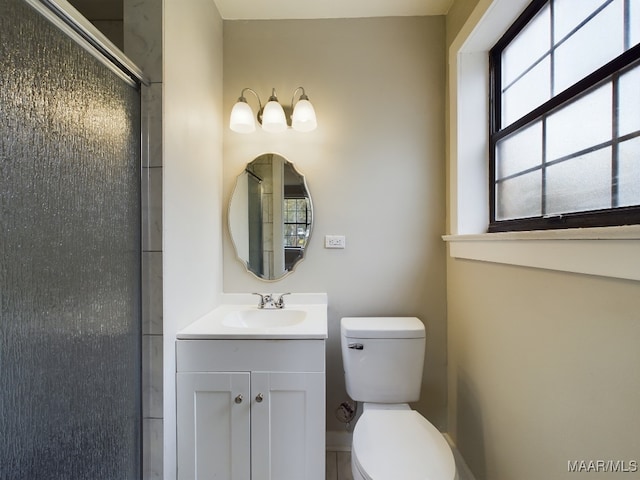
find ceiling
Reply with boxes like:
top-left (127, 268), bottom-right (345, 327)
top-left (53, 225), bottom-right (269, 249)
top-left (213, 0), bottom-right (455, 19)
top-left (67, 0), bottom-right (455, 22)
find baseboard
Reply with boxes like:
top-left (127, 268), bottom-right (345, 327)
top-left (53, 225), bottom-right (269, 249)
top-left (443, 433), bottom-right (477, 480)
top-left (326, 430), bottom-right (352, 452)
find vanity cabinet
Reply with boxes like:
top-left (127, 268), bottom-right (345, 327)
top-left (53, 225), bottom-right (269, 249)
top-left (176, 339), bottom-right (325, 480)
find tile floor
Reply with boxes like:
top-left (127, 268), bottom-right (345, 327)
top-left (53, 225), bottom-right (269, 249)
top-left (326, 451), bottom-right (353, 480)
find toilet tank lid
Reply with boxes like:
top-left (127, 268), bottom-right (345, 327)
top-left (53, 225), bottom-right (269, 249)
top-left (341, 317), bottom-right (425, 339)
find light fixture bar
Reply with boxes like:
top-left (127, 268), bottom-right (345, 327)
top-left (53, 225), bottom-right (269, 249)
top-left (229, 86), bottom-right (317, 134)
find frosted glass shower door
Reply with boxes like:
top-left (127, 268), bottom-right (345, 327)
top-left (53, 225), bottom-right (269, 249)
top-left (0, 0), bottom-right (142, 478)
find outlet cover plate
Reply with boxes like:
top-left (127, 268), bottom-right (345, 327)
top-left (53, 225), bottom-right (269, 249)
top-left (325, 235), bottom-right (346, 249)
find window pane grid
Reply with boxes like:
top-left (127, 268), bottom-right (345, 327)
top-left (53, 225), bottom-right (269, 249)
top-left (496, 74), bottom-right (640, 220)
top-left (500, 0), bottom-right (614, 94)
top-left (499, 0), bottom-right (637, 129)
top-left (495, 133), bottom-right (640, 184)
top-left (490, 0), bottom-right (640, 231)
top-left (283, 198), bottom-right (311, 247)
top-left (612, 71), bottom-right (621, 206)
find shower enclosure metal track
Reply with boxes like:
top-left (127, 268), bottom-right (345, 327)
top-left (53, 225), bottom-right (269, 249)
top-left (23, 0), bottom-right (148, 87)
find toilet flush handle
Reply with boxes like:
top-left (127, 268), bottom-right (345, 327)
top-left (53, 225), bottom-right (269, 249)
top-left (348, 343), bottom-right (364, 350)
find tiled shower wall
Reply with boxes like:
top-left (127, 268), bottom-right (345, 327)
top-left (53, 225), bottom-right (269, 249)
top-left (123, 1), bottom-right (163, 478)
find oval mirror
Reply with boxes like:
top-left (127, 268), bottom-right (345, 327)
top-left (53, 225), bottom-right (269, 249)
top-left (228, 153), bottom-right (313, 281)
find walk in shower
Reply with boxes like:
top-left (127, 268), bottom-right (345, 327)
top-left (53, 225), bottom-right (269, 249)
top-left (1, 0), bottom-right (143, 477)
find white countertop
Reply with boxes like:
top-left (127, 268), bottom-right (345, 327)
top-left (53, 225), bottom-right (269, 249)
top-left (177, 293), bottom-right (328, 340)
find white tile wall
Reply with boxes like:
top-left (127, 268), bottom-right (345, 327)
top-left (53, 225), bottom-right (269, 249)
top-left (124, 0), bottom-right (163, 478)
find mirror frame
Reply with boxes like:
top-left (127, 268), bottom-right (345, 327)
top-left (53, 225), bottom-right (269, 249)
top-left (228, 153), bottom-right (313, 281)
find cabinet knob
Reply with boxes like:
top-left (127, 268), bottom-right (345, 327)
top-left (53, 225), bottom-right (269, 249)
top-left (234, 394), bottom-right (243, 404)
top-left (255, 393), bottom-right (264, 403)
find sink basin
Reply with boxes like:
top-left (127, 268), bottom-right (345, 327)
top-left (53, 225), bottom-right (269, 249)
top-left (222, 309), bottom-right (307, 328)
top-left (176, 293), bottom-right (328, 339)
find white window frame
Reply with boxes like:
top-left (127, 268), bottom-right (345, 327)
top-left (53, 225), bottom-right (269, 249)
top-left (444, 0), bottom-right (640, 281)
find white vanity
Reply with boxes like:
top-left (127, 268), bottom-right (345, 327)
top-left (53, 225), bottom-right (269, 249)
top-left (176, 293), bottom-right (328, 480)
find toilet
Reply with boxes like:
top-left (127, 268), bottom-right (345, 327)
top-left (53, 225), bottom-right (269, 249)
top-left (341, 317), bottom-right (457, 480)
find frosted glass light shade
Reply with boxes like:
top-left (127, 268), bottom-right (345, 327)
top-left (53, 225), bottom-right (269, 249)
top-left (230, 101), bottom-right (256, 133)
top-left (292, 99), bottom-right (317, 132)
top-left (262, 100), bottom-right (287, 133)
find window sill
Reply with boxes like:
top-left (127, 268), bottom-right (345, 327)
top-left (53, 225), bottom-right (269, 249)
top-left (442, 225), bottom-right (640, 281)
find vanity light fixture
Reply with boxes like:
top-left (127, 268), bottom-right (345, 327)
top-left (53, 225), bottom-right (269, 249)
top-left (229, 87), bottom-right (317, 134)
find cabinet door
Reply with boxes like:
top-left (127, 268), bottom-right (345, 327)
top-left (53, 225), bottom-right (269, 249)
top-left (176, 372), bottom-right (251, 480)
top-left (251, 372), bottom-right (325, 480)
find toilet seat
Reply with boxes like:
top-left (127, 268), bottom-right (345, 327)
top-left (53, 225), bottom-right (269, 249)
top-left (352, 409), bottom-right (456, 480)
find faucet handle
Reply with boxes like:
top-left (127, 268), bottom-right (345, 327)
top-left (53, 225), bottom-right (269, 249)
top-left (275, 293), bottom-right (291, 309)
top-left (252, 292), bottom-right (266, 308)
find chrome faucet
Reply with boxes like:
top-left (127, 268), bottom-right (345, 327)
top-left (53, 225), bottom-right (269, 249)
top-left (274, 292), bottom-right (290, 309)
top-left (252, 293), bottom-right (268, 308)
top-left (252, 293), bottom-right (291, 309)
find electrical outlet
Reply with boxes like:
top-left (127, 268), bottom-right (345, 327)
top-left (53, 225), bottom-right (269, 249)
top-left (325, 235), bottom-right (346, 249)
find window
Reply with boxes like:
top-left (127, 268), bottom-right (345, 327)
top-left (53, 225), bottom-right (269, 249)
top-left (283, 197), bottom-right (311, 247)
top-left (489, 0), bottom-right (640, 232)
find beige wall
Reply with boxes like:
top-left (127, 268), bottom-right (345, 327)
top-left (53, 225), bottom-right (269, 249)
top-left (223, 17), bottom-right (448, 433)
top-left (447, 259), bottom-right (640, 479)
top-left (446, 1), bottom-right (640, 479)
top-left (446, 0), bottom-right (481, 47)
top-left (163, 0), bottom-right (224, 475)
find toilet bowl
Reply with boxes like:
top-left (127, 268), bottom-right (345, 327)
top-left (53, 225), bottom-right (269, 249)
top-left (341, 317), bottom-right (457, 480)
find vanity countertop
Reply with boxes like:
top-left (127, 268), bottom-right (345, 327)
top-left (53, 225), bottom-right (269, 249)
top-left (177, 293), bottom-right (328, 340)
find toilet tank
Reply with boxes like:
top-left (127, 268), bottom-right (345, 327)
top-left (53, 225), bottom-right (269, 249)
top-left (341, 317), bottom-right (425, 403)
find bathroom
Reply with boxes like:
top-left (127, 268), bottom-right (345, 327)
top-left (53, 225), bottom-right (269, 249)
top-left (2, 0), bottom-right (639, 479)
